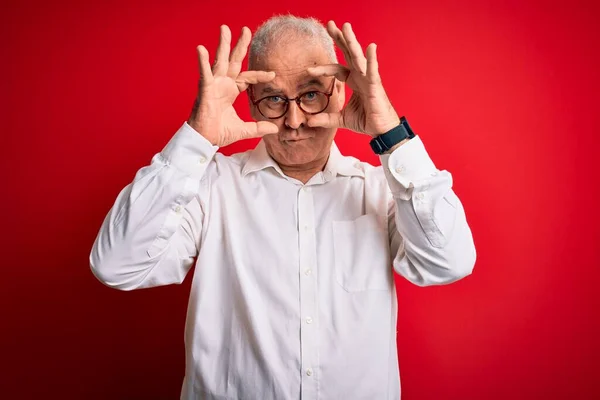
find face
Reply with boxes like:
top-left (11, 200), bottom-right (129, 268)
top-left (249, 35), bottom-right (345, 172)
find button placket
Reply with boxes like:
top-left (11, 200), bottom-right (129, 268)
top-left (297, 185), bottom-right (319, 399)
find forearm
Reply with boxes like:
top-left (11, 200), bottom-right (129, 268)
top-left (382, 137), bottom-right (476, 286)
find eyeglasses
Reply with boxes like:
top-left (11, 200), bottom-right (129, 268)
top-left (249, 79), bottom-right (336, 119)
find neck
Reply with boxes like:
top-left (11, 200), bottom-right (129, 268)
top-left (279, 157), bottom-right (328, 185)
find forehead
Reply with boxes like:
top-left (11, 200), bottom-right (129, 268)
top-left (252, 39), bottom-right (332, 93)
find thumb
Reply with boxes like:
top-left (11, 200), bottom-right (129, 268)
top-left (306, 112), bottom-right (344, 129)
top-left (241, 121), bottom-right (279, 139)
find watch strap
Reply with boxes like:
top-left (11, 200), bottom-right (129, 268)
top-left (369, 116), bottom-right (416, 155)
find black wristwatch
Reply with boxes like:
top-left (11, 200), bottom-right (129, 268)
top-left (369, 116), bottom-right (416, 155)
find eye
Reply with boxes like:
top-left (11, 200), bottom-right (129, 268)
top-left (266, 96), bottom-right (284, 104)
top-left (301, 92), bottom-right (319, 101)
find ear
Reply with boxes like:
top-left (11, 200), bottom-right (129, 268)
top-left (335, 80), bottom-right (345, 110)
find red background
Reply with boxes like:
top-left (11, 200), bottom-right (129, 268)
top-left (2, 0), bottom-right (599, 398)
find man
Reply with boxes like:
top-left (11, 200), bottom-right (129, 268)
top-left (90, 15), bottom-right (476, 400)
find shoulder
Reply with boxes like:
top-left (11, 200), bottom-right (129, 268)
top-left (339, 154), bottom-right (386, 182)
top-left (206, 146), bottom-right (254, 177)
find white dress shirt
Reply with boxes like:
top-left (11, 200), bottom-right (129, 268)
top-left (90, 122), bottom-right (476, 400)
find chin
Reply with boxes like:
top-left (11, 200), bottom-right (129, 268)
top-left (281, 152), bottom-right (315, 166)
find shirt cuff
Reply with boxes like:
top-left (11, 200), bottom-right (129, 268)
top-left (160, 122), bottom-right (219, 179)
top-left (379, 136), bottom-right (438, 199)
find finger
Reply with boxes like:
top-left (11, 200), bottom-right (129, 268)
top-left (228, 26), bottom-right (251, 78)
top-left (342, 23), bottom-right (367, 75)
top-left (242, 121), bottom-right (279, 139)
top-left (306, 64), bottom-right (350, 82)
top-left (213, 25), bottom-right (231, 76)
top-left (197, 45), bottom-right (213, 83)
top-left (366, 43), bottom-right (381, 84)
top-left (306, 112), bottom-right (344, 129)
top-left (327, 21), bottom-right (352, 67)
top-left (235, 70), bottom-right (276, 91)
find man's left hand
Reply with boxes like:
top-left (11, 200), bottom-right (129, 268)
top-left (306, 21), bottom-right (400, 137)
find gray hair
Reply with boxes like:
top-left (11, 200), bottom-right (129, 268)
top-left (249, 15), bottom-right (337, 69)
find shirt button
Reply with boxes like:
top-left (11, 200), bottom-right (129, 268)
top-left (430, 172), bottom-right (437, 177)
top-left (416, 193), bottom-right (425, 200)
top-left (304, 225), bottom-right (310, 231)
top-left (199, 156), bottom-right (207, 164)
top-left (175, 205), bottom-right (182, 213)
top-left (395, 166), bottom-right (405, 173)
top-left (305, 317), bottom-right (313, 324)
top-left (305, 269), bottom-right (312, 276)
top-left (306, 368), bottom-right (313, 376)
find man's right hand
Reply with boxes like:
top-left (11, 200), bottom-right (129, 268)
top-left (188, 25), bottom-right (279, 147)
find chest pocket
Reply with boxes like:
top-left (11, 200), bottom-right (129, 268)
top-left (332, 213), bottom-right (392, 292)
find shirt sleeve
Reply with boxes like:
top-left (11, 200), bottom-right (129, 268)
top-left (380, 136), bottom-right (477, 286)
top-left (89, 122), bottom-right (219, 290)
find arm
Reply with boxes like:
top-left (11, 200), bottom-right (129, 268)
top-left (89, 123), bottom-right (217, 290)
top-left (305, 21), bottom-right (475, 285)
top-left (382, 136), bottom-right (476, 286)
top-left (90, 25), bottom-right (278, 290)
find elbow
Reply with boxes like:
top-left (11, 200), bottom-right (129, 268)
top-left (399, 240), bottom-right (476, 287)
top-left (89, 249), bottom-right (139, 291)
top-left (439, 237), bottom-right (477, 284)
top-left (446, 247), bottom-right (476, 283)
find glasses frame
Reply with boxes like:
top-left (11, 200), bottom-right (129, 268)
top-left (249, 78), bottom-right (336, 120)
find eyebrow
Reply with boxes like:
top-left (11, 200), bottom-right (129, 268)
top-left (260, 79), bottom-right (326, 95)
top-left (298, 79), bottom-right (326, 91)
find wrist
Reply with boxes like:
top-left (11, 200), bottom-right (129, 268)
top-left (371, 113), bottom-right (401, 137)
top-left (369, 116), bottom-right (416, 155)
top-left (382, 138), bottom-right (410, 154)
top-left (187, 120), bottom-right (221, 146)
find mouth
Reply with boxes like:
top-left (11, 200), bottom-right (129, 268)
top-left (282, 137), bottom-right (311, 143)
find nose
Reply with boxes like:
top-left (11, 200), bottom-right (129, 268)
top-left (284, 100), bottom-right (306, 130)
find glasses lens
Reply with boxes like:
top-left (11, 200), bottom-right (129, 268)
top-left (258, 96), bottom-right (288, 118)
top-left (299, 92), bottom-right (329, 114)
top-left (256, 90), bottom-right (331, 118)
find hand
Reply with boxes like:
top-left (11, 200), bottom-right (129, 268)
top-left (188, 25), bottom-right (279, 147)
top-left (306, 21), bottom-right (400, 137)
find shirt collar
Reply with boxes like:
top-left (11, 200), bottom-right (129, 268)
top-left (241, 139), bottom-right (365, 179)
